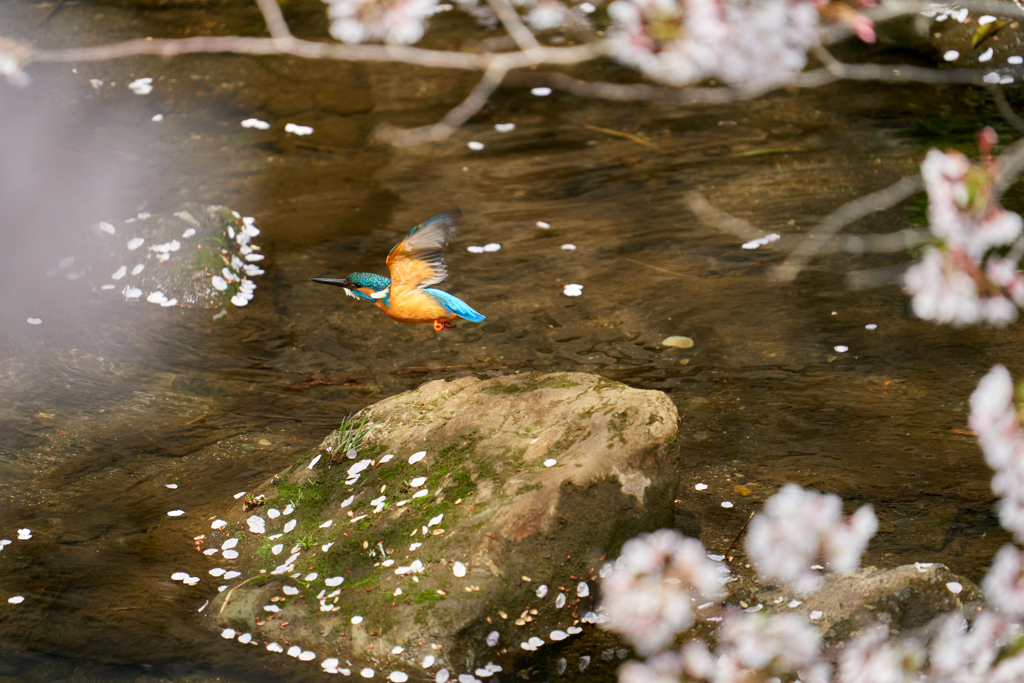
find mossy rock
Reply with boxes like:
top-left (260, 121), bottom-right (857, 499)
top-left (204, 372), bottom-right (680, 676)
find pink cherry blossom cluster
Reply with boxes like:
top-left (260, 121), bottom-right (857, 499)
top-left (600, 467), bottom-right (1024, 682)
top-left (606, 0), bottom-right (819, 88)
top-left (906, 131), bottom-right (1024, 327)
top-left (969, 364), bottom-right (1024, 541)
top-left (683, 611), bottom-right (830, 682)
top-left (601, 529), bottom-right (725, 655)
top-left (745, 483), bottom-right (878, 594)
top-left (324, 0), bottom-right (440, 44)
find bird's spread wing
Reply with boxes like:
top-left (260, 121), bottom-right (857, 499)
top-left (386, 209), bottom-right (462, 290)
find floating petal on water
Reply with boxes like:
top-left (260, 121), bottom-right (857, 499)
top-left (167, 510), bottom-right (185, 517)
top-left (238, 632), bottom-right (252, 644)
top-left (361, 668), bottom-right (375, 678)
top-left (8, 596), bottom-right (24, 604)
top-left (284, 123), bottom-right (314, 136)
top-left (221, 628), bottom-right (236, 639)
top-left (308, 454), bottom-right (322, 469)
top-left (453, 561), bottom-right (466, 577)
top-left (284, 520), bottom-right (296, 533)
top-left (222, 550), bottom-right (239, 559)
top-left (247, 516), bottom-right (266, 534)
top-left (409, 451), bottom-right (426, 464)
top-left (267, 642), bottom-right (283, 652)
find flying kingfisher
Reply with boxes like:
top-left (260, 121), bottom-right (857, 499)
top-left (311, 209), bottom-right (485, 332)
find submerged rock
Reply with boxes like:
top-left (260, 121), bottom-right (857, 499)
top-left (205, 371), bottom-right (679, 673)
top-left (78, 204), bottom-right (264, 311)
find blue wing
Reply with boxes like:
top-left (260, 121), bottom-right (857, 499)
top-left (423, 288), bottom-right (485, 322)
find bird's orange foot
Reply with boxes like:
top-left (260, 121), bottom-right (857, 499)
top-left (433, 320), bottom-right (455, 331)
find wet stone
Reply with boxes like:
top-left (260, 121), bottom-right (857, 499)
top-left (207, 371), bottom-right (679, 674)
top-left (80, 203), bottom-right (264, 315)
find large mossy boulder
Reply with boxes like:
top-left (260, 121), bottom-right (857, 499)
top-left (205, 372), bottom-right (679, 676)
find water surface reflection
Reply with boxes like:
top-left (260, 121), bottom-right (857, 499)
top-left (0, 0), bottom-right (1014, 680)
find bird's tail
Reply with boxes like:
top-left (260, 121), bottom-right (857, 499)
top-left (423, 288), bottom-right (485, 322)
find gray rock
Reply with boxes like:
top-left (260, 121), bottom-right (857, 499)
top-left (751, 563), bottom-right (982, 645)
top-left (205, 371), bottom-right (680, 672)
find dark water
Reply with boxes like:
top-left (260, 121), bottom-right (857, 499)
top-left (0, 0), bottom-right (1017, 680)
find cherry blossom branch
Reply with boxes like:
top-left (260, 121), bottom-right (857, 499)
top-left (994, 135), bottom-right (1024, 196)
top-left (486, 0), bottom-right (543, 53)
top-left (254, 0), bottom-right (293, 41)
top-left (771, 174), bottom-right (924, 282)
top-left (989, 86), bottom-right (1024, 136)
top-left (375, 63), bottom-right (509, 145)
top-left (684, 192), bottom-right (767, 242)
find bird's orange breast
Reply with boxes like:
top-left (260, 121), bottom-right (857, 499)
top-left (374, 288), bottom-right (452, 324)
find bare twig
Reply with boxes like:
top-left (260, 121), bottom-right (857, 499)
top-left (684, 192), bottom-right (767, 242)
top-left (771, 175), bottom-right (924, 282)
top-left (255, 0), bottom-right (293, 41)
top-left (995, 135), bottom-right (1024, 196)
top-left (725, 512), bottom-right (755, 562)
top-left (486, 0), bottom-right (542, 53)
top-left (989, 85), bottom-right (1024, 135)
top-left (375, 63), bottom-right (509, 145)
top-left (835, 229), bottom-right (931, 254)
top-left (582, 122), bottom-right (660, 150)
top-left (846, 265), bottom-right (909, 290)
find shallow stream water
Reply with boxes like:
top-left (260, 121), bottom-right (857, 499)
top-left (0, 0), bottom-right (1019, 680)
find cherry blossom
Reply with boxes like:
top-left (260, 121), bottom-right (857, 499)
top-left (969, 364), bottom-right (1024, 541)
top-left (907, 133), bottom-right (1024, 328)
top-left (836, 626), bottom-right (925, 683)
top-left (325, 0), bottom-right (440, 44)
top-left (601, 529), bottom-right (724, 655)
top-left (745, 483), bottom-right (877, 594)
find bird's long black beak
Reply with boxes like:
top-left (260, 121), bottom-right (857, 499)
top-left (311, 278), bottom-right (353, 289)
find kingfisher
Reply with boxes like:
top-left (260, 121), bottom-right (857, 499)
top-left (311, 209), bottom-right (485, 332)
